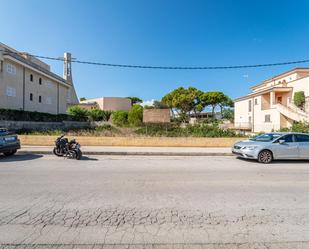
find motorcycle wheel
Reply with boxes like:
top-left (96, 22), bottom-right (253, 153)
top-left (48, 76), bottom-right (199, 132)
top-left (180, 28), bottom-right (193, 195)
top-left (53, 147), bottom-right (63, 157)
top-left (76, 149), bottom-right (82, 160)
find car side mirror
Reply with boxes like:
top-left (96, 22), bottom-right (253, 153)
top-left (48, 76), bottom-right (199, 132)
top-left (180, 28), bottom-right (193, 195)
top-left (279, 139), bottom-right (285, 144)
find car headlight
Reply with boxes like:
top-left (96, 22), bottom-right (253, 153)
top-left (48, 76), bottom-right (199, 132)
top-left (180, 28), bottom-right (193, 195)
top-left (242, 146), bottom-right (258, 150)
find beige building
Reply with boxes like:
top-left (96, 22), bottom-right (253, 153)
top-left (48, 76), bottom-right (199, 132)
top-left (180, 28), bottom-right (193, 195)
top-left (0, 42), bottom-right (79, 114)
top-left (234, 68), bottom-right (309, 133)
top-left (78, 101), bottom-right (99, 110)
top-left (80, 97), bottom-right (131, 111)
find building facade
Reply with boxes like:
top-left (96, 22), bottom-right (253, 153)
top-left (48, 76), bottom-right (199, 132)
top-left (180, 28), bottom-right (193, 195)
top-left (80, 97), bottom-right (131, 111)
top-left (234, 68), bottom-right (309, 133)
top-left (0, 43), bottom-right (79, 114)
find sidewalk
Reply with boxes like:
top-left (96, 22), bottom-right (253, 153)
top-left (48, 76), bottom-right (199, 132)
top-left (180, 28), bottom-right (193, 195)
top-left (19, 146), bottom-right (233, 156)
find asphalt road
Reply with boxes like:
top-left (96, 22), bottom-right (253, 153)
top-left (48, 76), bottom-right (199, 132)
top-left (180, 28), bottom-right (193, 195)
top-left (1, 154), bottom-right (309, 249)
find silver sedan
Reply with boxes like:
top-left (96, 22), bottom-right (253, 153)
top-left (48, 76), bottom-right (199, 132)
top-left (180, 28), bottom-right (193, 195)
top-left (232, 132), bottom-right (309, 163)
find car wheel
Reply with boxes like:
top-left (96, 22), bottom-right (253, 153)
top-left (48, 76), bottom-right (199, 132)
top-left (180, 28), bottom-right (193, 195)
top-left (258, 150), bottom-right (273, 164)
top-left (3, 149), bottom-right (17, 156)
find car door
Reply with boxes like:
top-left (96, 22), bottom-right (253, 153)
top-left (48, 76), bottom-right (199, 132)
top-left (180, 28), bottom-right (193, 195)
top-left (272, 134), bottom-right (299, 159)
top-left (295, 134), bottom-right (309, 159)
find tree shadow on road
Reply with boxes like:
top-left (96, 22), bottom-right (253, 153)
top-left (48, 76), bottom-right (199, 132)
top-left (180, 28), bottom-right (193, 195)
top-left (0, 153), bottom-right (43, 162)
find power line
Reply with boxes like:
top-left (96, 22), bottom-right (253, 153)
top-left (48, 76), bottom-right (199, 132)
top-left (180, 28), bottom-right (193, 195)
top-left (2, 49), bottom-right (309, 70)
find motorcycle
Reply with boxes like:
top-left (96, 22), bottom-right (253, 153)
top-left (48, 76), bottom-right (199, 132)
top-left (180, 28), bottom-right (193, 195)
top-left (53, 135), bottom-right (82, 160)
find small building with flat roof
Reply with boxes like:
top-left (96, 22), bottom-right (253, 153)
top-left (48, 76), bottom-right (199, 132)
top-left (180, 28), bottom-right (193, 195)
top-left (80, 97), bottom-right (131, 111)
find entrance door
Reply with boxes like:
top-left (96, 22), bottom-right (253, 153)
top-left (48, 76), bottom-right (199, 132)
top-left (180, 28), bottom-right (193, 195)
top-left (277, 96), bottom-right (282, 104)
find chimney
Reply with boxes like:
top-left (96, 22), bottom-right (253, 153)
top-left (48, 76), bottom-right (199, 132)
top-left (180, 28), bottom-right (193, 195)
top-left (63, 52), bottom-right (73, 83)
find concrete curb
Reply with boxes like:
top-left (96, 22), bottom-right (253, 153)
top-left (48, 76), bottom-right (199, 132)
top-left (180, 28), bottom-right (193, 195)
top-left (17, 151), bottom-right (234, 156)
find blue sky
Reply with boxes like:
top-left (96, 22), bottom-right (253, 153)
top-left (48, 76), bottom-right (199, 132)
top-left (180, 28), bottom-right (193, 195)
top-left (1, 0), bottom-right (309, 102)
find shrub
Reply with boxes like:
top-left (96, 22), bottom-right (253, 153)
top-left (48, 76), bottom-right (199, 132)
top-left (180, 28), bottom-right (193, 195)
top-left (278, 122), bottom-right (309, 133)
top-left (128, 105), bottom-right (143, 127)
top-left (294, 91), bottom-right (306, 109)
top-left (112, 111), bottom-right (128, 126)
top-left (135, 123), bottom-right (240, 137)
top-left (16, 125), bottom-right (121, 136)
top-left (200, 118), bottom-right (222, 126)
top-left (94, 124), bottom-right (120, 135)
top-left (291, 122), bottom-right (309, 133)
top-left (101, 110), bottom-right (113, 121)
top-left (67, 106), bottom-right (89, 121)
top-left (88, 109), bottom-right (112, 121)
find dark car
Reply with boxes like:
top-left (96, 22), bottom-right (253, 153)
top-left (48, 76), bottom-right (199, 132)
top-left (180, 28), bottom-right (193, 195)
top-left (0, 128), bottom-right (21, 156)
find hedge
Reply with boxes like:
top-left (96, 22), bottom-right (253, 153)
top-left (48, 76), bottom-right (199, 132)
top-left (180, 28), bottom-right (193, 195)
top-left (0, 108), bottom-right (70, 122)
top-left (135, 123), bottom-right (241, 137)
top-left (0, 107), bottom-right (115, 123)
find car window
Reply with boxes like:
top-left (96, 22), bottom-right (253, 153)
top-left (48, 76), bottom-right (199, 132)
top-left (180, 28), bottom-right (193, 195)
top-left (281, 134), bottom-right (294, 143)
top-left (250, 133), bottom-right (282, 142)
top-left (295, 134), bottom-right (309, 142)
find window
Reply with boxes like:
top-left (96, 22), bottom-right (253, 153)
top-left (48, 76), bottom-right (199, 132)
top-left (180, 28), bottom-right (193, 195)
top-left (30, 74), bottom-right (33, 82)
top-left (30, 93), bottom-right (33, 101)
top-left (295, 134), bottom-right (309, 142)
top-left (39, 78), bottom-right (42, 85)
top-left (280, 134), bottom-right (294, 143)
top-left (251, 133), bottom-right (282, 142)
top-left (6, 87), bottom-right (16, 97)
top-left (6, 64), bottom-right (16, 75)
top-left (248, 100), bottom-right (252, 112)
top-left (254, 98), bottom-right (258, 105)
top-left (39, 96), bottom-right (42, 103)
top-left (265, 114), bottom-right (271, 123)
top-left (0, 61), bottom-right (3, 72)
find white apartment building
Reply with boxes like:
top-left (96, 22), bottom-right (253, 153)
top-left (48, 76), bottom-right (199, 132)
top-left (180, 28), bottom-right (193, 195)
top-left (0, 42), bottom-right (79, 114)
top-left (234, 68), bottom-right (309, 133)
